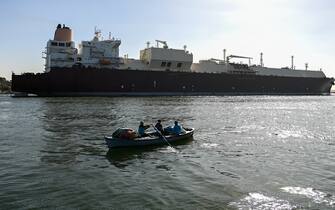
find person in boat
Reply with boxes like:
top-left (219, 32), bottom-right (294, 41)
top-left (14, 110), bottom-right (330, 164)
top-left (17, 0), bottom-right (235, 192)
top-left (155, 120), bottom-right (164, 134)
top-left (138, 121), bottom-right (150, 137)
top-left (172, 121), bottom-right (183, 135)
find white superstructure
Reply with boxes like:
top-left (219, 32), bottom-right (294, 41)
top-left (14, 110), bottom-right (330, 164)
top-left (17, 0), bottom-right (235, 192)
top-left (44, 24), bottom-right (326, 78)
top-left (78, 29), bottom-right (121, 67)
top-left (44, 25), bottom-right (193, 72)
top-left (139, 40), bottom-right (193, 71)
top-left (44, 24), bottom-right (77, 72)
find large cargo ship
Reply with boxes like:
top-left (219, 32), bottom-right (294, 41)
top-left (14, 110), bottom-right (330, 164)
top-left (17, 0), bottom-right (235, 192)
top-left (12, 24), bottom-right (334, 96)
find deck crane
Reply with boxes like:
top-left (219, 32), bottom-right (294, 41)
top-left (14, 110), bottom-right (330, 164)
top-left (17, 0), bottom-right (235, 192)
top-left (155, 40), bottom-right (168, 49)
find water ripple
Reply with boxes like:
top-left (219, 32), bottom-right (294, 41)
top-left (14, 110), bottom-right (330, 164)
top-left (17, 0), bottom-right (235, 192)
top-left (281, 186), bottom-right (335, 206)
top-left (1, 95), bottom-right (335, 209)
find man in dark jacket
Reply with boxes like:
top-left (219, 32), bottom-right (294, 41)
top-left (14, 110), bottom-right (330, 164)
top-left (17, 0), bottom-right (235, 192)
top-left (155, 120), bottom-right (164, 134)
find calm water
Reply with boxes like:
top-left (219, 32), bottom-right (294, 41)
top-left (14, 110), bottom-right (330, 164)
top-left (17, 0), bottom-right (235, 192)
top-left (0, 95), bottom-right (335, 209)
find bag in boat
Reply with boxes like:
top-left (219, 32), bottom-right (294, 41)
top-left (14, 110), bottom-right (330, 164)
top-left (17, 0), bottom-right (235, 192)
top-left (112, 128), bottom-right (137, 140)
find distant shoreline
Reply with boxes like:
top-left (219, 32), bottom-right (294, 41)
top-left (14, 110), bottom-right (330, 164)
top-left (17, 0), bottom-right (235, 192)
top-left (0, 77), bottom-right (11, 93)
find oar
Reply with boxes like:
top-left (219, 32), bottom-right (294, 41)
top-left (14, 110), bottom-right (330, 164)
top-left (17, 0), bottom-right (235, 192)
top-left (151, 124), bottom-right (175, 149)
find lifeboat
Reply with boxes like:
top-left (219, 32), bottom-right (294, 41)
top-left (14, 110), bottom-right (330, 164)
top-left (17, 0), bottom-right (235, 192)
top-left (99, 58), bottom-right (112, 65)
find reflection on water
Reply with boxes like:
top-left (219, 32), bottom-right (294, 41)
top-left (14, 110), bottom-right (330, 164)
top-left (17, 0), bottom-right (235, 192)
top-left (106, 147), bottom-right (157, 168)
top-left (106, 137), bottom-right (194, 168)
top-left (230, 192), bottom-right (294, 210)
top-left (1, 95), bottom-right (335, 209)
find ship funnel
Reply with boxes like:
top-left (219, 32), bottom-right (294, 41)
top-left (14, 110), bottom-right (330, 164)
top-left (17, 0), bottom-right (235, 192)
top-left (54, 24), bottom-right (72, 42)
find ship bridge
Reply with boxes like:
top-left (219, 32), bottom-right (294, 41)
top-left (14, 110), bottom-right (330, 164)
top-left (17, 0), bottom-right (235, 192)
top-left (79, 28), bottom-right (121, 67)
top-left (139, 40), bottom-right (193, 72)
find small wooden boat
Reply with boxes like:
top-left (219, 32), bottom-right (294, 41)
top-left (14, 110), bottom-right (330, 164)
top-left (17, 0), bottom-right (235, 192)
top-left (105, 128), bottom-right (194, 148)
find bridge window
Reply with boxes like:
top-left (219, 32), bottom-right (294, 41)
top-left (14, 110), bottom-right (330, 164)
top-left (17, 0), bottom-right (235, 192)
top-left (161, 62), bottom-right (166, 67)
top-left (51, 42), bottom-right (58, 46)
top-left (58, 43), bottom-right (65, 47)
top-left (66, 42), bottom-right (71, 47)
top-left (177, 63), bottom-right (182, 68)
top-left (167, 62), bottom-right (171, 67)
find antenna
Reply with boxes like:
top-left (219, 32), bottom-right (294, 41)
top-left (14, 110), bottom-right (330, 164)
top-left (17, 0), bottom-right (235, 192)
top-left (94, 26), bottom-right (101, 39)
top-left (223, 49), bottom-right (226, 63)
top-left (109, 32), bottom-right (111, 40)
top-left (291, 55), bottom-right (294, 70)
top-left (305, 63), bottom-right (308, 70)
top-left (146, 41), bottom-right (150, 48)
top-left (260, 52), bottom-right (263, 67)
top-left (183, 45), bottom-right (187, 51)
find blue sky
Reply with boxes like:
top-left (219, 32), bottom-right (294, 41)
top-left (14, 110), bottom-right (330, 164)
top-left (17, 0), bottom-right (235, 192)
top-left (0, 0), bottom-right (334, 80)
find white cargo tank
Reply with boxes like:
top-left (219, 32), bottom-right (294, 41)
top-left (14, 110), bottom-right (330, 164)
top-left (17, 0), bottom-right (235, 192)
top-left (191, 59), bottom-right (228, 73)
top-left (191, 51), bottom-right (326, 78)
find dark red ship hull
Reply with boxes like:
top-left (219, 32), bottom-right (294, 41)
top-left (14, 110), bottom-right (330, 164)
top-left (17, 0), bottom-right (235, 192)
top-left (11, 67), bottom-right (334, 96)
